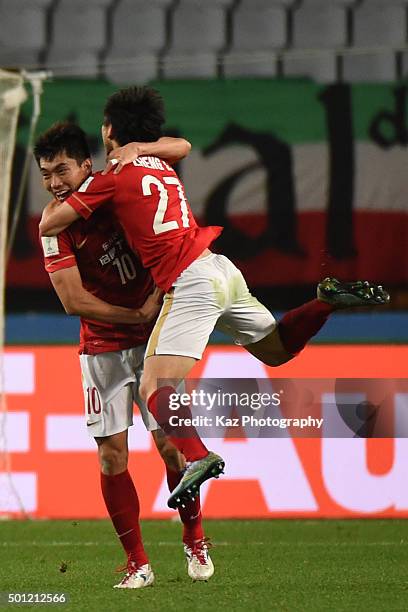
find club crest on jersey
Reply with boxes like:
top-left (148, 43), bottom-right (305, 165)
top-left (41, 236), bottom-right (59, 257)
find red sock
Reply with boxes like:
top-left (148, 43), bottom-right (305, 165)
top-left (278, 299), bottom-right (334, 355)
top-left (100, 470), bottom-right (149, 567)
top-left (147, 386), bottom-right (208, 462)
top-left (166, 466), bottom-right (204, 545)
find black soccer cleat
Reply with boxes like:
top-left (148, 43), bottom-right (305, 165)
top-left (317, 277), bottom-right (390, 308)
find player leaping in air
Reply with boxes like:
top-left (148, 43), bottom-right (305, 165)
top-left (39, 86), bottom-right (390, 512)
top-left (35, 123), bottom-right (214, 588)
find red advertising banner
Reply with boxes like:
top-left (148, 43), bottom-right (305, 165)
top-left (2, 344), bottom-right (408, 518)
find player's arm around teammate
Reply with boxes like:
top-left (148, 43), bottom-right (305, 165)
top-left (102, 137), bottom-right (191, 174)
top-left (50, 265), bottom-right (162, 325)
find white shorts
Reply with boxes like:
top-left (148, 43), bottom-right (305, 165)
top-left (146, 253), bottom-right (277, 360)
top-left (79, 346), bottom-right (159, 438)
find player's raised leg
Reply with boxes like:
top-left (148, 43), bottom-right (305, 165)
top-left (96, 431), bottom-right (154, 589)
top-left (245, 278), bottom-right (390, 365)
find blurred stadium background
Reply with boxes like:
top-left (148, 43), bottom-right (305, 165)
top-left (0, 0), bottom-right (408, 608)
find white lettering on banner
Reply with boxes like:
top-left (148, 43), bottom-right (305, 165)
top-left (394, 393), bottom-right (408, 437)
top-left (153, 352), bottom-right (317, 513)
top-left (182, 144), bottom-right (408, 219)
top-left (0, 412), bottom-right (29, 452)
top-left (46, 415), bottom-right (150, 451)
top-left (322, 393), bottom-right (408, 512)
top-left (128, 417), bottom-right (151, 451)
top-left (1, 354), bottom-right (34, 394)
top-left (153, 438), bottom-right (317, 512)
top-left (46, 416), bottom-right (94, 451)
top-left (0, 472), bottom-right (37, 512)
top-left (207, 438), bottom-right (317, 511)
top-left (201, 351), bottom-right (270, 378)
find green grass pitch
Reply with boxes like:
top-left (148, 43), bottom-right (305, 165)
top-left (1, 519), bottom-right (408, 611)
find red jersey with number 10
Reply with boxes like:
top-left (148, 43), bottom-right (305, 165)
top-left (65, 158), bottom-right (222, 292)
top-left (41, 204), bottom-right (154, 354)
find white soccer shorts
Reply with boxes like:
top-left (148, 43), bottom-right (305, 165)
top-left (79, 345), bottom-right (159, 438)
top-left (146, 253), bottom-right (277, 360)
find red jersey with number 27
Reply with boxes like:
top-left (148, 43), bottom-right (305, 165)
top-left (65, 158), bottom-right (222, 292)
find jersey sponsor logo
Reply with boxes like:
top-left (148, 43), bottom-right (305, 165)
top-left (75, 237), bottom-right (88, 249)
top-left (78, 175), bottom-right (95, 193)
top-left (41, 236), bottom-right (60, 257)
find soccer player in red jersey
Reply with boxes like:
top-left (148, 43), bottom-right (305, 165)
top-left (40, 87), bottom-right (390, 512)
top-left (35, 123), bottom-right (213, 587)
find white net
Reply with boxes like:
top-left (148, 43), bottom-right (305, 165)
top-left (0, 69), bottom-right (27, 515)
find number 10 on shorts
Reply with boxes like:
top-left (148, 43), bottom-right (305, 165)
top-left (86, 387), bottom-right (101, 415)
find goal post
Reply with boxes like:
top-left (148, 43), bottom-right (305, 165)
top-left (0, 69), bottom-right (27, 515)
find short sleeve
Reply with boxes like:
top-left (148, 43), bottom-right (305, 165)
top-left (40, 230), bottom-right (76, 274)
top-left (65, 172), bottom-right (116, 219)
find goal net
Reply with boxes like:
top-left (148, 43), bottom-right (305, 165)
top-left (0, 70), bottom-right (27, 515)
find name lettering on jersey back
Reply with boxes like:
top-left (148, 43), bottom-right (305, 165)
top-left (133, 156), bottom-right (172, 172)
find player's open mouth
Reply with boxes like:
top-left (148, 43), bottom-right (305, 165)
top-left (54, 190), bottom-right (71, 201)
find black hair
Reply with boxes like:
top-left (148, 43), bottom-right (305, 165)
top-left (34, 122), bottom-right (91, 166)
top-left (103, 86), bottom-right (165, 145)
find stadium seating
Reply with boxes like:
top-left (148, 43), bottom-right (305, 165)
top-left (342, 50), bottom-right (397, 82)
top-left (223, 0), bottom-right (286, 77)
top-left (176, 0), bottom-right (235, 6)
top-left (49, 0), bottom-right (110, 51)
top-left (104, 0), bottom-right (168, 83)
top-left (352, 2), bottom-right (406, 47)
top-left (105, 53), bottom-right (159, 85)
top-left (163, 1), bottom-right (228, 78)
top-left (301, 0), bottom-right (356, 5)
top-left (401, 51), bottom-right (408, 77)
top-left (44, 51), bottom-right (100, 78)
top-left (0, 0), bottom-right (53, 69)
top-left (46, 0), bottom-right (112, 77)
top-left (282, 51), bottom-right (337, 82)
top-left (0, 0), bottom-right (406, 82)
top-left (292, 3), bottom-right (349, 49)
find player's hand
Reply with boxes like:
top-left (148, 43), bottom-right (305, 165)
top-left (137, 291), bottom-right (163, 323)
top-left (102, 143), bottom-right (144, 175)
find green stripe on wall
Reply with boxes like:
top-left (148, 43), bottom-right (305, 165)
top-left (18, 78), bottom-right (404, 148)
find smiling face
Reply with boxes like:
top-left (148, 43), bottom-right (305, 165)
top-left (39, 151), bottom-right (92, 202)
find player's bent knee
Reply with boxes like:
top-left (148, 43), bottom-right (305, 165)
top-left (97, 443), bottom-right (128, 475)
top-left (244, 327), bottom-right (294, 367)
top-left (245, 344), bottom-right (294, 367)
top-left (260, 352), bottom-right (294, 367)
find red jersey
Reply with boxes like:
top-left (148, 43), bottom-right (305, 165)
top-left (65, 158), bottom-right (222, 292)
top-left (41, 203), bottom-right (155, 355)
